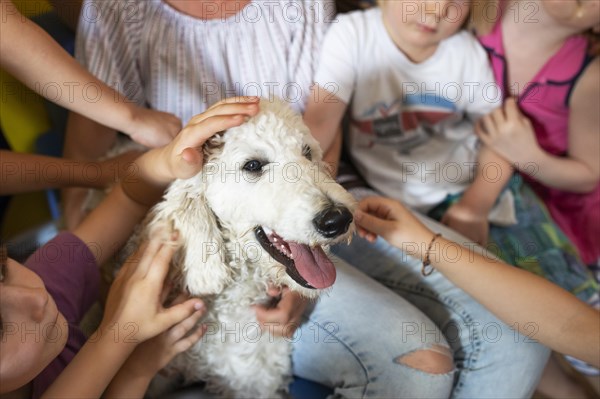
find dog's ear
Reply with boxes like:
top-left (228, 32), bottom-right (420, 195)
top-left (149, 175), bottom-right (231, 296)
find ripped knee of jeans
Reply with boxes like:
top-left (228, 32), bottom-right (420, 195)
top-left (395, 345), bottom-right (454, 375)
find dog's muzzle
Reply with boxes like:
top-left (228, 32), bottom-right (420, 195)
top-left (312, 206), bottom-right (353, 239)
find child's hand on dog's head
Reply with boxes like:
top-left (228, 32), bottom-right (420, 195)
top-left (162, 96), bottom-right (261, 180)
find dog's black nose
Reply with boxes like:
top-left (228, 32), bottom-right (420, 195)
top-left (313, 207), bottom-right (353, 238)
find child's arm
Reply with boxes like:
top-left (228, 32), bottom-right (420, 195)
top-left (355, 196), bottom-right (600, 368)
top-left (73, 98), bottom-right (260, 266)
top-left (62, 113), bottom-right (120, 229)
top-left (104, 294), bottom-right (207, 399)
top-left (441, 146), bottom-right (513, 244)
top-left (0, 0), bottom-right (182, 147)
top-left (0, 149), bottom-right (139, 195)
top-left (477, 60), bottom-right (600, 193)
top-left (42, 237), bottom-right (205, 399)
top-left (303, 85), bottom-right (348, 174)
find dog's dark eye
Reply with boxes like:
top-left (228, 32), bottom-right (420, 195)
top-left (302, 145), bottom-right (312, 161)
top-left (243, 160), bottom-right (264, 172)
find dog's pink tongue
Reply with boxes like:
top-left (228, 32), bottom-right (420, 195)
top-left (289, 243), bottom-right (336, 289)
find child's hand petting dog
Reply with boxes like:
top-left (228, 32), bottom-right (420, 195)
top-left (104, 291), bottom-right (206, 398)
top-left (122, 97), bottom-right (261, 206)
top-left (158, 96), bottom-right (261, 181)
top-left (116, 292), bottom-right (207, 378)
top-left (101, 235), bottom-right (204, 344)
top-left (254, 284), bottom-right (309, 338)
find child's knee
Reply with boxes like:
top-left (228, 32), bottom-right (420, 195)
top-left (395, 345), bottom-right (454, 375)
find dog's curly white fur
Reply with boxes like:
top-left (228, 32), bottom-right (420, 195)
top-left (138, 99), bottom-right (355, 398)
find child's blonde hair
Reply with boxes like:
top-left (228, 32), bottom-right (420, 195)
top-left (470, 0), bottom-right (600, 55)
top-left (468, 0), bottom-right (498, 34)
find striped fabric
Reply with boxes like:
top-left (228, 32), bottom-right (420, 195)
top-left (75, 0), bottom-right (335, 123)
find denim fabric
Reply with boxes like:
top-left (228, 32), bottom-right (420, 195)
top-left (293, 258), bottom-right (455, 398)
top-left (331, 230), bottom-right (550, 398)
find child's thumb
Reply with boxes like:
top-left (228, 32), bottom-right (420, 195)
top-left (354, 209), bottom-right (392, 238)
top-left (175, 148), bottom-right (203, 179)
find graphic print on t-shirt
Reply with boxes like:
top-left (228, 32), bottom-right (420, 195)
top-left (351, 93), bottom-right (459, 154)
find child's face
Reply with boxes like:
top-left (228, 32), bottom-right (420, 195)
top-left (0, 259), bottom-right (68, 393)
top-left (542, 0), bottom-right (600, 32)
top-left (380, 0), bottom-right (471, 60)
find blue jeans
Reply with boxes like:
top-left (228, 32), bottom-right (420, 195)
top-left (331, 220), bottom-right (551, 398)
top-left (293, 258), bottom-right (455, 398)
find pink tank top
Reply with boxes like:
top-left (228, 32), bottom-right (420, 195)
top-left (479, 22), bottom-right (600, 264)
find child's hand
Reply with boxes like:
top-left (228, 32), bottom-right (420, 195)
top-left (155, 96), bottom-right (260, 181)
top-left (126, 107), bottom-right (182, 148)
top-left (441, 202), bottom-right (489, 245)
top-left (120, 292), bottom-right (207, 378)
top-left (254, 285), bottom-right (308, 338)
top-left (354, 196), bottom-right (433, 260)
top-left (475, 98), bottom-right (542, 165)
top-left (100, 235), bottom-right (204, 344)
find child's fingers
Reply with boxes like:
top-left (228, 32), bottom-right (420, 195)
top-left (474, 120), bottom-right (488, 141)
top-left (189, 97), bottom-right (259, 124)
top-left (176, 114), bottom-right (247, 153)
top-left (121, 239), bottom-right (156, 279)
top-left (158, 298), bottom-right (205, 332)
top-left (490, 106), bottom-right (507, 128)
top-left (168, 309), bottom-right (204, 342)
top-left (354, 209), bottom-right (393, 239)
top-left (358, 197), bottom-right (395, 220)
top-left (146, 242), bottom-right (177, 283)
top-left (172, 324), bottom-right (207, 354)
top-left (209, 96), bottom-right (260, 109)
top-left (478, 114), bottom-right (497, 139)
top-left (503, 97), bottom-right (520, 120)
top-left (266, 283), bottom-right (283, 297)
top-left (160, 280), bottom-right (174, 304)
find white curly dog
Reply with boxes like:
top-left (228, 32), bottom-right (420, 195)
top-left (139, 98), bottom-right (355, 398)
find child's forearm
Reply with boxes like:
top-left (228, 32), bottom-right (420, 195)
top-left (458, 147), bottom-right (513, 216)
top-left (62, 113), bottom-right (119, 229)
top-left (104, 365), bottom-right (154, 399)
top-left (420, 236), bottom-right (600, 367)
top-left (72, 148), bottom-right (168, 265)
top-left (303, 85), bottom-right (347, 154)
top-left (0, 150), bottom-right (117, 195)
top-left (518, 150), bottom-right (599, 193)
top-left (0, 2), bottom-right (139, 133)
top-left (41, 331), bottom-right (137, 399)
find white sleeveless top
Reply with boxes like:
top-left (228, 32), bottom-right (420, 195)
top-left (76, 0), bottom-right (334, 123)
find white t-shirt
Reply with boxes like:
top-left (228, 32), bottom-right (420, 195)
top-left (315, 8), bottom-right (502, 212)
top-left (76, 0), bottom-right (334, 123)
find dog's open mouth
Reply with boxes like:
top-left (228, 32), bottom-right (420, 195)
top-left (254, 226), bottom-right (336, 289)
